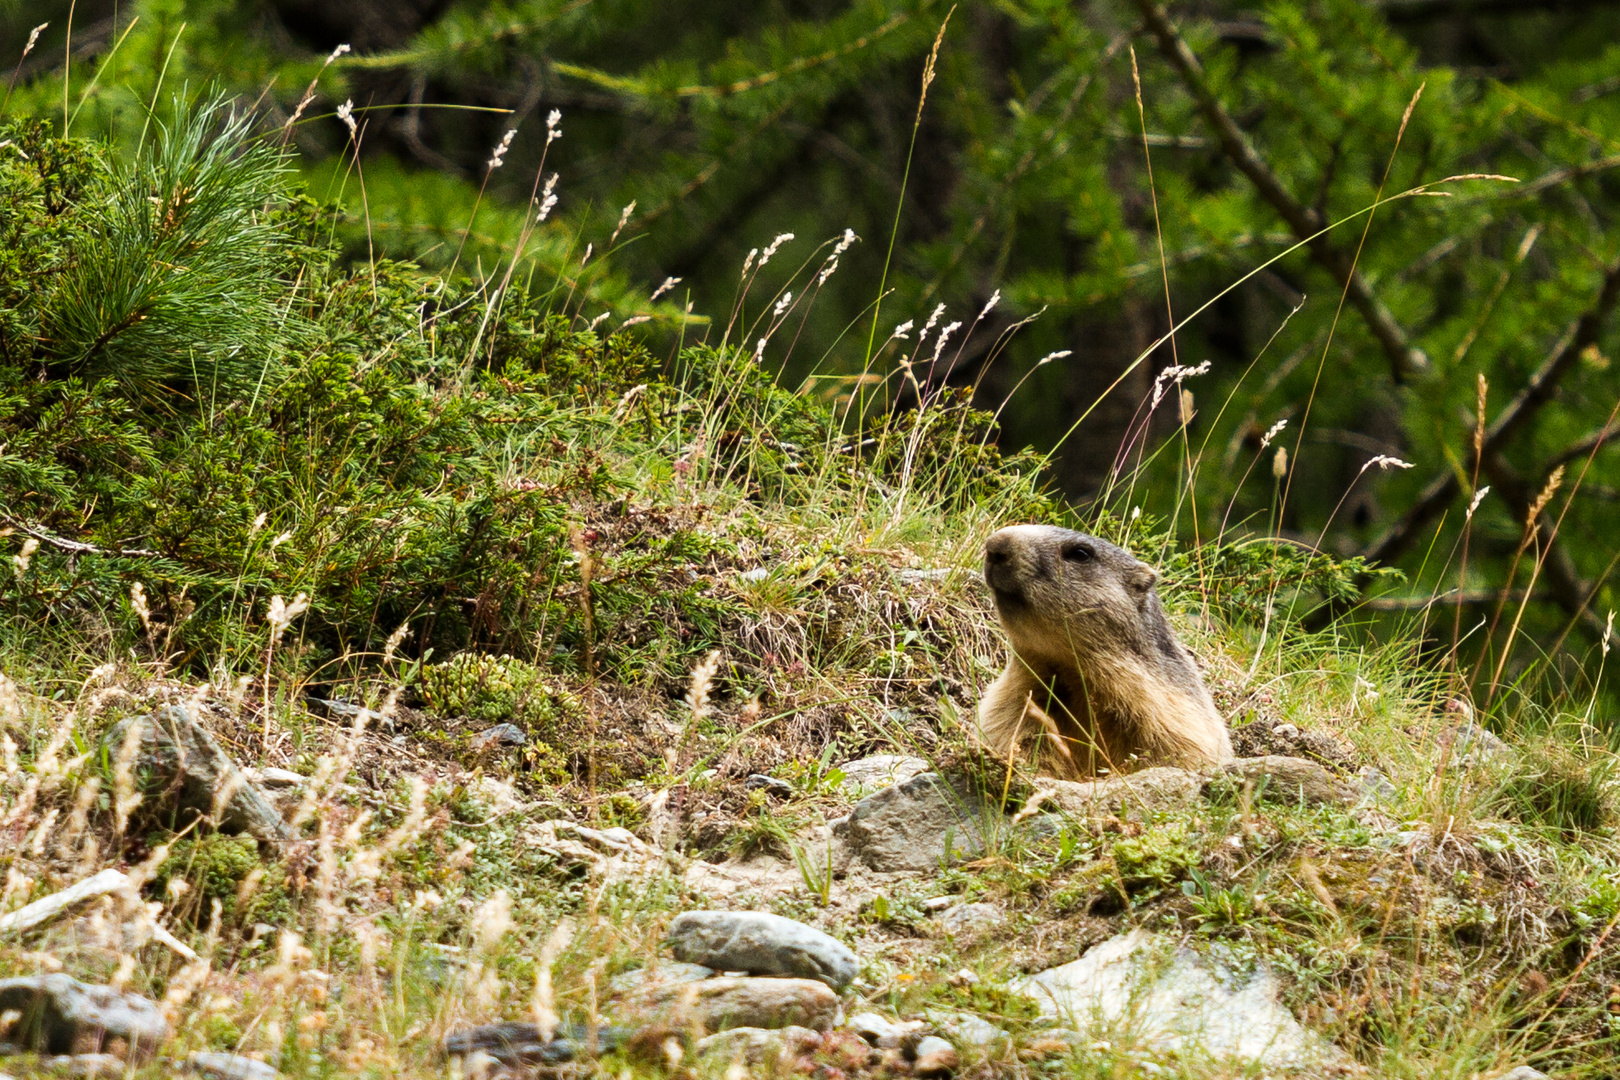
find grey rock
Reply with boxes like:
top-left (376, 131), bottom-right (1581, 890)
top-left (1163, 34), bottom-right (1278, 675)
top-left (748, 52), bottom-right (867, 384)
top-left (924, 1011), bottom-right (1004, 1046)
top-left (921, 896), bottom-right (954, 912)
top-left (249, 767), bottom-right (306, 790)
top-left (837, 773), bottom-right (990, 872)
top-left (101, 707), bottom-right (291, 844)
top-left (1496, 1068), bottom-right (1550, 1080)
top-left (0, 975), bottom-right (168, 1060)
top-left (936, 902), bottom-right (1004, 938)
top-left (607, 961), bottom-right (713, 996)
top-left (1038, 768), bottom-right (1204, 817)
top-left (306, 698), bottom-right (394, 731)
top-left (744, 774), bottom-right (794, 798)
top-left (441, 1021), bottom-right (625, 1065)
top-left (912, 1035), bottom-right (959, 1077)
top-left (846, 1012), bottom-right (926, 1049)
top-left (1446, 721), bottom-right (1512, 768)
top-left (898, 567), bottom-right (955, 584)
top-left (1356, 766), bottom-right (1397, 803)
top-left (618, 975), bottom-right (838, 1032)
top-left (695, 1025), bottom-right (821, 1064)
top-left (188, 1051), bottom-right (282, 1080)
top-left (1212, 756), bottom-right (1357, 807)
top-left (1010, 930), bottom-right (1340, 1068)
top-left (837, 755), bottom-right (931, 798)
top-left (470, 723), bottom-right (528, 749)
top-left (667, 911), bottom-right (857, 992)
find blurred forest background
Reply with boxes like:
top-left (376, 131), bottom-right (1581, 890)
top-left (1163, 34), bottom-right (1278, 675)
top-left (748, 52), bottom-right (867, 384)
top-left (3, 0), bottom-right (1618, 703)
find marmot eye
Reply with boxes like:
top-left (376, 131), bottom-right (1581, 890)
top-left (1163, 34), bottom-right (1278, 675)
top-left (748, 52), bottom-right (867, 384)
top-left (1061, 543), bottom-right (1093, 564)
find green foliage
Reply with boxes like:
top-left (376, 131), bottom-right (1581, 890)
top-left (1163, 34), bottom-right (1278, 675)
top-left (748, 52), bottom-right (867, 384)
top-left (41, 94), bottom-right (302, 403)
top-left (419, 652), bottom-right (580, 731)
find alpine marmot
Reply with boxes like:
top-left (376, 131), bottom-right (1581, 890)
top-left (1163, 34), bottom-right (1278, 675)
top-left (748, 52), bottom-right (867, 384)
top-left (976, 524), bottom-right (1233, 778)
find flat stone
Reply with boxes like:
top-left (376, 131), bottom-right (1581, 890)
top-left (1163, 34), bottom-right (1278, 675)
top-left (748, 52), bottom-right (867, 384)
top-left (936, 902), bottom-right (1004, 938)
top-left (101, 707), bottom-right (291, 844)
top-left (694, 1025), bottom-right (821, 1064)
top-left (744, 774), bottom-right (794, 797)
top-left (248, 768), bottom-right (307, 790)
top-left (924, 1011), bottom-right (1004, 1046)
top-left (441, 1021), bottom-right (625, 1065)
top-left (607, 961), bottom-right (713, 996)
top-left (306, 698), bottom-right (393, 730)
top-left (187, 1051), bottom-right (282, 1080)
top-left (667, 911), bottom-right (857, 991)
top-left (837, 773), bottom-right (990, 872)
top-left (912, 1035), bottom-right (959, 1077)
top-left (1010, 930), bottom-right (1339, 1069)
top-left (1496, 1068), bottom-right (1550, 1080)
top-left (470, 723), bottom-right (528, 749)
top-left (1038, 768), bottom-right (1204, 817)
top-left (846, 1012), bottom-right (927, 1049)
top-left (1213, 756), bottom-right (1356, 807)
top-left (0, 975), bottom-right (168, 1060)
top-left (837, 755), bottom-right (931, 798)
top-left (619, 975), bottom-right (838, 1032)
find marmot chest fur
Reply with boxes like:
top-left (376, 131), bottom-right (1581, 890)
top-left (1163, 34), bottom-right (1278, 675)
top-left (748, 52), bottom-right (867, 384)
top-left (976, 524), bottom-right (1232, 778)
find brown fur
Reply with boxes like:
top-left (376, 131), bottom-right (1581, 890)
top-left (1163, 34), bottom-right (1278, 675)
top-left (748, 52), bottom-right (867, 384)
top-left (976, 525), bottom-right (1233, 778)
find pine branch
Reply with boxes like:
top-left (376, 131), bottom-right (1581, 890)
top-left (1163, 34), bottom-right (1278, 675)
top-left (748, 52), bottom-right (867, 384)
top-left (1132, 0), bottom-right (1428, 382)
top-left (1365, 257), bottom-right (1620, 566)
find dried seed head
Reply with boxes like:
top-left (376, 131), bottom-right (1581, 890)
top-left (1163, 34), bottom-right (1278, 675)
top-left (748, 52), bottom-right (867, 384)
top-left (1151, 361), bottom-right (1212, 409)
top-left (650, 276), bottom-right (681, 302)
top-left (773, 291), bottom-right (793, 318)
top-left (1179, 388), bottom-right (1195, 427)
top-left (817, 257), bottom-right (839, 286)
top-left (22, 24), bottom-right (47, 58)
top-left (1360, 455), bottom-right (1415, 474)
top-left (536, 173), bottom-right (559, 221)
top-left (610, 201), bottom-right (636, 245)
top-left (1037, 350), bottom-right (1071, 367)
top-left (130, 582), bottom-right (152, 634)
top-left (686, 650), bottom-right (722, 721)
top-left (1272, 446), bottom-right (1288, 480)
top-left (758, 233), bottom-right (794, 268)
top-left (487, 128), bottom-right (517, 172)
top-left (267, 593), bottom-right (311, 640)
top-left (1475, 372), bottom-right (1489, 456)
top-left (1528, 464), bottom-right (1565, 524)
top-left (978, 289), bottom-right (1001, 320)
top-left (890, 320), bottom-right (914, 341)
top-left (833, 228), bottom-right (857, 255)
top-left (12, 537), bottom-right (38, 574)
top-left (545, 108), bottom-right (563, 144)
top-left (336, 100), bottom-right (357, 138)
top-left (1466, 485), bottom-right (1490, 520)
top-left (1260, 419), bottom-right (1287, 449)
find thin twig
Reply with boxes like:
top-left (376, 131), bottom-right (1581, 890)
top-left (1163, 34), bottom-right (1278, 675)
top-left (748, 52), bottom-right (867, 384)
top-left (1, 516), bottom-right (161, 558)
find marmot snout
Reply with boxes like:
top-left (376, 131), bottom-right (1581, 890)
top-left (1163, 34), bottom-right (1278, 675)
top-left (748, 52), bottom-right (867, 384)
top-left (976, 524), bottom-right (1232, 778)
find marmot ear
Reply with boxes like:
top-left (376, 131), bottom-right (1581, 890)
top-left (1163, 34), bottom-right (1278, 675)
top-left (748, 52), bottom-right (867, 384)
top-left (1129, 565), bottom-right (1158, 592)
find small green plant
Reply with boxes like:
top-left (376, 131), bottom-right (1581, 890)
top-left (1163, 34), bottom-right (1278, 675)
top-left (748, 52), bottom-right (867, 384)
top-left (1182, 867), bottom-right (1268, 933)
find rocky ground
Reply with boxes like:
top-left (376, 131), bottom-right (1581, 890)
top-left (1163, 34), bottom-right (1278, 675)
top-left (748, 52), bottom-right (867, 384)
top-left (0, 662), bottom-right (1591, 1079)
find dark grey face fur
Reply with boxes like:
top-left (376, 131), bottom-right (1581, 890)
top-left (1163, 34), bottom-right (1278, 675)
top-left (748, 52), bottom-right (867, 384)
top-left (983, 524), bottom-right (1178, 668)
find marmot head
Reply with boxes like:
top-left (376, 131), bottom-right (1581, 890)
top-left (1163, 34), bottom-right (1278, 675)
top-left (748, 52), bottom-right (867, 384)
top-left (983, 525), bottom-right (1162, 665)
